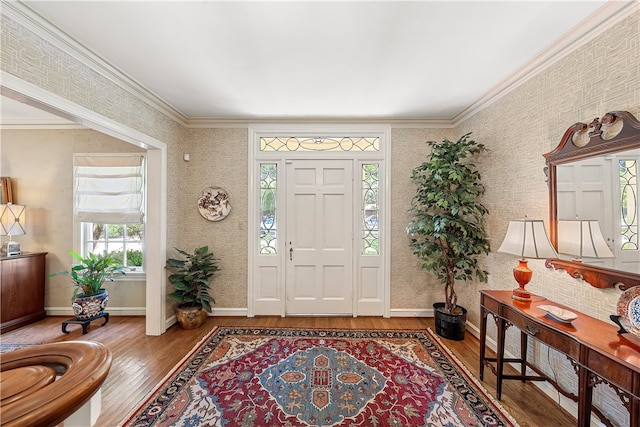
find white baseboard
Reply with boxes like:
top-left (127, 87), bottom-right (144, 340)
top-left (164, 307), bottom-right (248, 330)
top-left (46, 307), bottom-right (146, 316)
top-left (389, 308), bottom-right (433, 317)
top-left (210, 307), bottom-right (249, 317)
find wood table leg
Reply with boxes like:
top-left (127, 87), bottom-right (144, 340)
top-left (577, 366), bottom-right (593, 427)
top-left (520, 331), bottom-right (528, 381)
top-left (479, 307), bottom-right (487, 381)
top-left (496, 317), bottom-right (506, 400)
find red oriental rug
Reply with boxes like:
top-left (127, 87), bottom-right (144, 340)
top-left (121, 327), bottom-right (518, 427)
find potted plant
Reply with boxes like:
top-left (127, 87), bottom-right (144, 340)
top-left (50, 251), bottom-right (126, 320)
top-left (406, 132), bottom-right (490, 340)
top-left (166, 246), bottom-right (220, 329)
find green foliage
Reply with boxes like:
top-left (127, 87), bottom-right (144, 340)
top-left (49, 251), bottom-right (126, 302)
top-left (406, 133), bottom-right (490, 313)
top-left (166, 246), bottom-right (220, 313)
top-left (111, 249), bottom-right (143, 267)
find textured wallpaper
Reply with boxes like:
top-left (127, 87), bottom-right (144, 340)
top-left (2, 5), bottom-right (639, 424)
top-left (455, 11), bottom-right (640, 426)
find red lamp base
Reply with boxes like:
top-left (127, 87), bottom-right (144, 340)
top-left (512, 287), bottom-right (532, 302)
top-left (512, 258), bottom-right (533, 302)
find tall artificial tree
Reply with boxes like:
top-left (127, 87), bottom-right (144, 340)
top-left (406, 132), bottom-right (491, 314)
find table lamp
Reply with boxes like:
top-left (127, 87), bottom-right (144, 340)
top-left (557, 220), bottom-right (614, 260)
top-left (498, 219), bottom-right (558, 302)
top-left (0, 204), bottom-right (26, 256)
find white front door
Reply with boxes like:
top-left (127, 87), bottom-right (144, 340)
top-left (285, 159), bottom-right (353, 315)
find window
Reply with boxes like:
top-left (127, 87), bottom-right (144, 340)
top-left (620, 159), bottom-right (638, 250)
top-left (362, 164), bottom-right (379, 255)
top-left (81, 223), bottom-right (144, 271)
top-left (259, 164), bottom-right (277, 254)
top-left (260, 136), bottom-right (379, 152)
top-left (74, 154), bottom-right (145, 271)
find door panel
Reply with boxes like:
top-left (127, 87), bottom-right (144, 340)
top-left (286, 160), bottom-right (353, 314)
top-left (557, 158), bottom-right (614, 269)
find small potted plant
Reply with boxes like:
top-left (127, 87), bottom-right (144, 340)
top-left (50, 251), bottom-right (126, 319)
top-left (406, 132), bottom-right (490, 340)
top-left (166, 246), bottom-right (220, 329)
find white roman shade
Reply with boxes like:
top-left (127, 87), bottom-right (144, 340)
top-left (74, 155), bottom-right (144, 224)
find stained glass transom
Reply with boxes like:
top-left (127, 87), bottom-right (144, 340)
top-left (260, 164), bottom-right (277, 254)
top-left (362, 164), bottom-right (379, 255)
top-left (260, 137), bottom-right (379, 152)
top-left (620, 160), bottom-right (638, 250)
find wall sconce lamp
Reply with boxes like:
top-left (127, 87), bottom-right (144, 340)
top-left (0, 204), bottom-right (26, 256)
top-left (557, 220), bottom-right (614, 260)
top-left (498, 219), bottom-right (558, 302)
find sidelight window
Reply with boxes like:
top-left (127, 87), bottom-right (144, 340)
top-left (362, 164), bottom-right (379, 255)
top-left (260, 164), bottom-right (277, 254)
top-left (620, 159), bottom-right (638, 250)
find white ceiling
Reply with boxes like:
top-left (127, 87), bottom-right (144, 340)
top-left (2, 0), bottom-right (634, 124)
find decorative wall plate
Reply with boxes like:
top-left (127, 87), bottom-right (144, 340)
top-left (537, 305), bottom-right (578, 323)
top-left (628, 297), bottom-right (640, 330)
top-left (197, 187), bottom-right (231, 221)
top-left (616, 286), bottom-right (640, 317)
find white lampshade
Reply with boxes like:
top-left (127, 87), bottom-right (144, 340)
top-left (498, 219), bottom-right (558, 259)
top-left (558, 220), bottom-right (614, 259)
top-left (0, 204), bottom-right (26, 236)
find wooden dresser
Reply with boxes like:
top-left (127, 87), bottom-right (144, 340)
top-left (480, 289), bottom-right (640, 427)
top-left (1, 252), bottom-right (47, 333)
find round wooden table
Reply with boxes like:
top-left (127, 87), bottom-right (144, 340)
top-left (0, 341), bottom-right (112, 427)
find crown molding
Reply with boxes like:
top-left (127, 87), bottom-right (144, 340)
top-left (453, 0), bottom-right (640, 127)
top-left (0, 120), bottom-right (84, 130)
top-left (2, 1), bottom-right (188, 126)
top-left (185, 117), bottom-right (454, 129)
top-left (3, 1), bottom-right (637, 130)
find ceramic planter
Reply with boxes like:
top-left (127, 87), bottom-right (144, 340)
top-left (73, 289), bottom-right (109, 320)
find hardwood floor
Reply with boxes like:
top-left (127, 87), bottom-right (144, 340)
top-left (1, 316), bottom-right (576, 426)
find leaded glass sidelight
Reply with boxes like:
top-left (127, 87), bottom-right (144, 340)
top-left (260, 164), bottom-right (277, 254)
top-left (362, 164), bottom-right (379, 255)
top-left (260, 137), bottom-right (379, 152)
top-left (620, 159), bottom-right (638, 250)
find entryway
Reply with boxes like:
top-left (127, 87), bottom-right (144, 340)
top-left (249, 126), bottom-right (391, 318)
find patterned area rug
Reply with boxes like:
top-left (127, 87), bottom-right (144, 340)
top-left (121, 327), bottom-right (518, 427)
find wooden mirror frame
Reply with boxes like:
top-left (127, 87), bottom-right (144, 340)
top-left (544, 111), bottom-right (640, 291)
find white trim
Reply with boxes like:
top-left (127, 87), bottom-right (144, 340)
top-left (4, 1), bottom-right (636, 129)
top-left (453, 0), bottom-right (639, 126)
top-left (47, 307), bottom-right (146, 317)
top-left (389, 308), bottom-right (433, 318)
top-left (3, 1), bottom-right (187, 126)
top-left (187, 118), bottom-right (453, 129)
top-left (248, 124), bottom-right (391, 317)
top-left (1, 72), bottom-right (168, 336)
top-left (0, 121), bottom-right (84, 130)
top-left (381, 126), bottom-right (392, 318)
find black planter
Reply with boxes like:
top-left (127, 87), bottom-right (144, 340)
top-left (433, 302), bottom-right (467, 341)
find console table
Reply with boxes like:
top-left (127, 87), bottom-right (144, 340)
top-left (479, 290), bottom-right (640, 427)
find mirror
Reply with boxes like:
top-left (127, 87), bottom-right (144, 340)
top-left (544, 111), bottom-right (640, 290)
